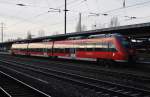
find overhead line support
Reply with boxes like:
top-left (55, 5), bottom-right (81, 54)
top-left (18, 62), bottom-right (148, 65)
top-left (64, 0), bottom-right (69, 34)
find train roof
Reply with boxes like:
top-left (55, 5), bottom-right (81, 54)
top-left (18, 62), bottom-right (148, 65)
top-left (87, 33), bottom-right (123, 38)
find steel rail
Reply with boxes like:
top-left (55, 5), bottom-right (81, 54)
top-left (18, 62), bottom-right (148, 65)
top-left (0, 70), bottom-right (51, 97)
top-left (1, 55), bottom-right (150, 85)
top-left (0, 59), bottom-right (150, 97)
top-left (0, 86), bottom-right (11, 97)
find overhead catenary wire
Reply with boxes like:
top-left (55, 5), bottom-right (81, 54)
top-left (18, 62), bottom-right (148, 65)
top-left (5, 0), bottom-right (150, 32)
top-left (7, 0), bottom-right (150, 28)
top-left (104, 0), bottom-right (150, 13)
top-left (2, 0), bottom-right (150, 23)
top-left (56, 0), bottom-right (82, 9)
top-left (7, 11), bottom-right (78, 32)
top-left (2, 0), bottom-right (150, 41)
top-left (1, 0), bottom-right (150, 16)
top-left (8, 15), bottom-right (79, 39)
top-left (68, 0), bottom-right (150, 22)
top-left (4, 0), bottom-right (81, 29)
top-left (5, 1), bottom-right (85, 30)
top-left (7, 6), bottom-right (63, 29)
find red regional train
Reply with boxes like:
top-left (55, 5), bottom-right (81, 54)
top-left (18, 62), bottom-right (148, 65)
top-left (11, 34), bottom-right (136, 63)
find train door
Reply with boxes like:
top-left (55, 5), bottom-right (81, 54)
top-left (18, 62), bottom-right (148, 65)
top-left (27, 43), bottom-right (30, 56)
top-left (108, 42), bottom-right (115, 60)
top-left (107, 42), bottom-right (111, 59)
top-left (70, 48), bottom-right (76, 58)
top-left (44, 43), bottom-right (48, 57)
top-left (69, 41), bottom-right (76, 58)
top-left (102, 41), bottom-right (111, 59)
top-left (44, 48), bottom-right (47, 56)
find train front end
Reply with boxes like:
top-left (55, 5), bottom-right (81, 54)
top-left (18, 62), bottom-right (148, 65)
top-left (114, 35), bottom-right (136, 63)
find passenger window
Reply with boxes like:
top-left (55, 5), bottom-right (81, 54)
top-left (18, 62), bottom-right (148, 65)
top-left (109, 42), bottom-right (117, 52)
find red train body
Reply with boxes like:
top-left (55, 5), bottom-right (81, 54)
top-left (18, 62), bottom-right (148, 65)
top-left (11, 34), bottom-right (136, 63)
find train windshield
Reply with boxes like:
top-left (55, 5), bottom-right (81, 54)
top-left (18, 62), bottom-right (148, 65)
top-left (118, 37), bottom-right (131, 48)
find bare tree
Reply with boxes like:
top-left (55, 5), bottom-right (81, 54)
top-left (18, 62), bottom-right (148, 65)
top-left (76, 23), bottom-right (87, 32)
top-left (76, 22), bottom-right (81, 32)
top-left (7, 39), bottom-right (14, 42)
top-left (109, 16), bottom-right (120, 27)
top-left (27, 30), bottom-right (32, 39)
top-left (76, 13), bottom-right (88, 32)
top-left (76, 13), bottom-right (82, 32)
top-left (16, 37), bottom-right (22, 41)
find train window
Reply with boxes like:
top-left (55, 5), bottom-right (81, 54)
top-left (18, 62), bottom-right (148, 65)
top-left (65, 48), bottom-right (69, 53)
top-left (94, 48), bottom-right (102, 51)
top-left (122, 41), bottom-right (130, 48)
top-left (100, 42), bottom-right (108, 51)
top-left (53, 48), bottom-right (65, 53)
top-left (57, 49), bottom-right (61, 53)
top-left (36, 48), bottom-right (38, 52)
top-left (31, 48), bottom-right (34, 52)
top-left (57, 49), bottom-right (60, 53)
top-left (95, 43), bottom-right (102, 48)
top-left (31, 48), bottom-right (43, 52)
top-left (94, 42), bottom-right (109, 51)
top-left (53, 48), bottom-right (57, 52)
top-left (109, 42), bottom-right (117, 52)
top-left (37, 48), bottom-right (39, 52)
top-left (88, 34), bottom-right (106, 38)
top-left (86, 48), bottom-right (93, 51)
top-left (118, 37), bottom-right (131, 48)
top-left (58, 49), bottom-right (61, 53)
top-left (61, 48), bottom-right (64, 53)
top-left (22, 48), bottom-right (27, 52)
top-left (94, 43), bottom-right (101, 51)
top-left (76, 42), bottom-right (85, 51)
top-left (54, 48), bottom-right (57, 53)
top-left (30, 48), bottom-right (33, 52)
top-left (102, 42), bottom-right (108, 48)
top-left (35, 48), bottom-right (38, 52)
top-left (62, 48), bottom-right (65, 53)
top-left (47, 48), bottom-right (52, 52)
top-left (28, 48), bottom-right (30, 51)
top-left (41, 48), bottom-right (44, 52)
top-left (43, 48), bottom-right (47, 52)
top-left (69, 48), bottom-right (75, 53)
top-left (77, 48), bottom-right (84, 51)
top-left (54, 48), bottom-right (56, 52)
top-left (33, 48), bottom-right (36, 52)
top-left (35, 48), bottom-right (37, 52)
top-left (85, 43), bottom-right (95, 51)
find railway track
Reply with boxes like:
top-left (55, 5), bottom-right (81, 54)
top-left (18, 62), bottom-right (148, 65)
top-left (1, 54), bottom-right (150, 90)
top-left (0, 71), bottom-right (50, 97)
top-left (0, 59), bottom-right (150, 97)
top-left (0, 87), bottom-right (11, 97)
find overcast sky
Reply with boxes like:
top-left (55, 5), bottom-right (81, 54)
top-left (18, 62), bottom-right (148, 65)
top-left (0, 0), bottom-right (150, 41)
